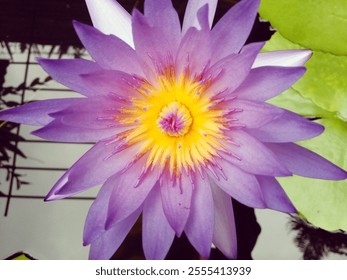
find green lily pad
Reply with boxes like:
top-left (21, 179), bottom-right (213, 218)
top-left (269, 87), bottom-right (333, 119)
top-left (262, 30), bottom-right (303, 51)
top-left (5, 252), bottom-right (35, 260)
top-left (294, 51), bottom-right (347, 121)
top-left (259, 0), bottom-right (347, 55)
top-left (263, 32), bottom-right (347, 121)
top-left (278, 118), bottom-right (347, 231)
top-left (263, 32), bottom-right (347, 231)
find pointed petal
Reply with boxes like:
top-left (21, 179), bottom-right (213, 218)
top-left (266, 143), bottom-right (347, 180)
top-left (32, 118), bottom-right (116, 142)
top-left (257, 176), bottom-right (296, 213)
top-left (142, 183), bottom-right (175, 260)
top-left (224, 130), bottom-right (291, 176)
top-left (253, 50), bottom-right (312, 68)
top-left (45, 141), bottom-right (142, 200)
top-left (144, 0), bottom-right (181, 46)
top-left (89, 208), bottom-right (141, 260)
top-left (195, 3), bottom-right (210, 31)
top-left (73, 21), bottom-right (142, 74)
top-left (176, 25), bottom-right (211, 76)
top-left (80, 70), bottom-right (142, 98)
top-left (184, 172), bottom-right (214, 258)
top-left (182, 0), bottom-right (218, 34)
top-left (0, 98), bottom-right (82, 126)
top-left (211, 0), bottom-right (260, 60)
top-left (210, 182), bottom-right (237, 259)
top-left (84, 183), bottom-right (114, 245)
top-left (50, 96), bottom-right (125, 130)
top-left (247, 110), bottom-right (324, 143)
top-left (37, 58), bottom-right (102, 97)
top-left (85, 0), bottom-right (133, 47)
top-left (207, 42), bottom-right (264, 95)
top-left (161, 172), bottom-right (193, 236)
top-left (132, 10), bottom-right (178, 81)
top-left (232, 66), bottom-right (306, 101)
top-left (228, 99), bottom-right (284, 128)
top-left (105, 156), bottom-right (158, 229)
top-left (210, 159), bottom-right (266, 208)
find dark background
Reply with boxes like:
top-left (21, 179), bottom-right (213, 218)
top-left (0, 0), bottom-right (271, 45)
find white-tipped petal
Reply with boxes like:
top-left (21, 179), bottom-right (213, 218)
top-left (253, 49), bottom-right (312, 68)
top-left (182, 0), bottom-right (218, 34)
top-left (85, 0), bottom-right (134, 47)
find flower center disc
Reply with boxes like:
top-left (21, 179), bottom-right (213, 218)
top-left (157, 101), bottom-right (192, 137)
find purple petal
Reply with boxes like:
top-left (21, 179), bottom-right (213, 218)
top-left (241, 42), bottom-right (265, 54)
top-left (45, 141), bottom-right (142, 200)
top-left (184, 172), bottom-right (214, 258)
top-left (228, 98), bottom-right (284, 128)
top-left (247, 110), bottom-right (324, 143)
top-left (144, 0), bottom-right (181, 45)
top-left (224, 130), bottom-right (291, 176)
top-left (211, 0), bottom-right (260, 61)
top-left (207, 42), bottom-right (264, 95)
top-left (182, 0), bottom-right (218, 33)
top-left (175, 25), bottom-right (211, 77)
top-left (232, 66), bottom-right (306, 101)
top-left (84, 183), bottom-right (114, 245)
top-left (195, 4), bottom-right (210, 31)
top-left (160, 172), bottom-right (193, 236)
top-left (80, 70), bottom-right (142, 98)
top-left (50, 96), bottom-right (127, 130)
top-left (266, 143), bottom-right (347, 180)
top-left (32, 118), bottom-right (117, 142)
top-left (37, 58), bottom-right (102, 97)
top-left (89, 207), bottom-right (141, 260)
top-left (105, 156), bottom-right (158, 229)
top-left (253, 50), bottom-right (312, 68)
top-left (85, 0), bottom-right (133, 47)
top-left (209, 159), bottom-right (266, 208)
top-left (73, 21), bottom-right (142, 74)
top-left (210, 182), bottom-right (237, 259)
top-left (0, 98), bottom-right (82, 126)
top-left (142, 182), bottom-right (175, 260)
top-left (132, 10), bottom-right (179, 82)
top-left (257, 176), bottom-right (296, 213)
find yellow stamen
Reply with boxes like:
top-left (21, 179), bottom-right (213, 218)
top-left (116, 72), bottom-right (228, 176)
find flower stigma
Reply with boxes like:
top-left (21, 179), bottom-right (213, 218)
top-left (157, 101), bottom-right (192, 137)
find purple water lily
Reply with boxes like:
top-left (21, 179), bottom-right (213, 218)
top-left (1, 0), bottom-right (346, 260)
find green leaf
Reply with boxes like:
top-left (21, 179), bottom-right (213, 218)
top-left (263, 32), bottom-right (347, 120)
top-left (294, 52), bottom-right (347, 121)
top-left (263, 32), bottom-right (347, 231)
top-left (262, 31), bottom-right (303, 51)
top-left (278, 118), bottom-right (347, 231)
top-left (12, 254), bottom-right (31, 260)
top-left (259, 0), bottom-right (347, 55)
top-left (268, 87), bottom-right (333, 118)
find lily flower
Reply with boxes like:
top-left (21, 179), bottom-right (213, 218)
top-left (1, 0), bottom-right (346, 259)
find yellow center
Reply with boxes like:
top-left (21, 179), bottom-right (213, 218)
top-left (116, 72), bottom-right (228, 176)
